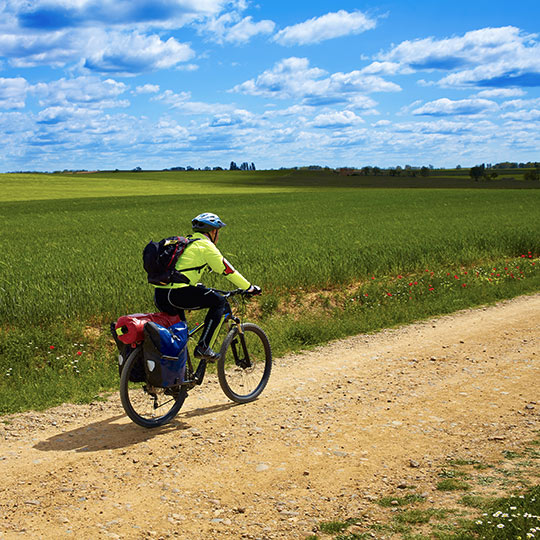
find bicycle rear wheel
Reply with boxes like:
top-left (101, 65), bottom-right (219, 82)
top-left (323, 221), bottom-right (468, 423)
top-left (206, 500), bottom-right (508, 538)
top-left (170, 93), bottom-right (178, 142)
top-left (217, 323), bottom-right (272, 403)
top-left (119, 346), bottom-right (187, 428)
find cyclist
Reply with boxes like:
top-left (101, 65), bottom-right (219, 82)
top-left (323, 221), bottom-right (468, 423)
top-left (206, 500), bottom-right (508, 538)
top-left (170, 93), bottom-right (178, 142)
top-left (153, 212), bottom-right (260, 362)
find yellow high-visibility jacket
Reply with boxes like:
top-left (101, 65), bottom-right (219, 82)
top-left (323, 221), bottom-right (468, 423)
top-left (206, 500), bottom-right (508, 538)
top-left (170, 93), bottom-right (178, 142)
top-left (154, 232), bottom-right (250, 290)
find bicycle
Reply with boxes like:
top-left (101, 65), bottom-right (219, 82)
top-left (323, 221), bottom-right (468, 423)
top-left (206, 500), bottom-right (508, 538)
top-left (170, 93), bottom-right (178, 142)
top-left (117, 289), bottom-right (272, 428)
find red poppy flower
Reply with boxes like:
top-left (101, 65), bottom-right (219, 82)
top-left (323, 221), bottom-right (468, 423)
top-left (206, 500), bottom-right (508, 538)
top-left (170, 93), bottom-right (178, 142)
top-left (49, 345), bottom-right (55, 350)
top-left (77, 351), bottom-right (82, 356)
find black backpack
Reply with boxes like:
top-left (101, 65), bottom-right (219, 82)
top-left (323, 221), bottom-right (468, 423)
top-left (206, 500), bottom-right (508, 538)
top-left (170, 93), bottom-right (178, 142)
top-left (142, 236), bottom-right (199, 286)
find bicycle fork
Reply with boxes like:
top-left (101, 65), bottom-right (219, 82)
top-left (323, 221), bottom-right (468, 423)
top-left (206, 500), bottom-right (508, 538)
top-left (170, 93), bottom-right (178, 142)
top-left (230, 322), bottom-right (252, 369)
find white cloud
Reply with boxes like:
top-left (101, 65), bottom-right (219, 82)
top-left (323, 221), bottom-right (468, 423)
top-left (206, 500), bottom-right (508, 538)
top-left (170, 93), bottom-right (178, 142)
top-left (232, 57), bottom-right (400, 104)
top-left (198, 13), bottom-right (275, 44)
top-left (83, 31), bottom-right (194, 75)
top-left (474, 88), bottom-right (525, 98)
top-left (232, 57), bottom-right (327, 99)
top-left (310, 110), bottom-right (365, 128)
top-left (378, 26), bottom-right (540, 89)
top-left (0, 1), bottom-right (209, 73)
top-left (223, 16), bottom-right (275, 44)
top-left (274, 10), bottom-right (376, 46)
top-left (0, 77), bottom-right (28, 109)
top-left (12, 0), bottom-right (227, 30)
top-left (208, 109), bottom-right (257, 127)
top-left (501, 97), bottom-right (540, 109)
top-left (501, 109), bottom-right (540, 121)
top-left (36, 105), bottom-right (101, 125)
top-left (33, 76), bottom-right (128, 108)
top-left (0, 26), bottom-right (195, 74)
top-left (135, 84), bottom-right (160, 94)
top-left (379, 26), bottom-right (524, 68)
top-left (345, 95), bottom-right (378, 112)
top-left (360, 61), bottom-right (413, 76)
top-left (0, 29), bottom-right (86, 68)
top-left (154, 89), bottom-right (236, 115)
top-left (151, 118), bottom-right (190, 142)
top-left (412, 98), bottom-right (498, 116)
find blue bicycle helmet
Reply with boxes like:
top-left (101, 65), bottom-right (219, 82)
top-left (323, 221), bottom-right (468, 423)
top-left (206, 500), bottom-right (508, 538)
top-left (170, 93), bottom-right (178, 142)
top-left (191, 212), bottom-right (226, 233)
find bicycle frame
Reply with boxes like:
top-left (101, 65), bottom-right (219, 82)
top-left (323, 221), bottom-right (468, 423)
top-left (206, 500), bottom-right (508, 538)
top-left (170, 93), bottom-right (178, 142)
top-left (181, 289), bottom-right (251, 387)
top-left (117, 287), bottom-right (270, 427)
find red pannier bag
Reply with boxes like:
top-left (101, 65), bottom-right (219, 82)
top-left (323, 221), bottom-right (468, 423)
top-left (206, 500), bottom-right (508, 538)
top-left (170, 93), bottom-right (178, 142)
top-left (114, 312), bottom-right (181, 345)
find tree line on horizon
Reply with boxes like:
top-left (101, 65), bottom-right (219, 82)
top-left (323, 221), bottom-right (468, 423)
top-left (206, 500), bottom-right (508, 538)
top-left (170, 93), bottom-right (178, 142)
top-left (6, 160), bottom-right (540, 178)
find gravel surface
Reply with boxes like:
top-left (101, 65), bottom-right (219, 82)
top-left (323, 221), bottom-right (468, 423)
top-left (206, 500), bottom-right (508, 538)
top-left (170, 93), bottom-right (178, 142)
top-left (0, 294), bottom-right (538, 539)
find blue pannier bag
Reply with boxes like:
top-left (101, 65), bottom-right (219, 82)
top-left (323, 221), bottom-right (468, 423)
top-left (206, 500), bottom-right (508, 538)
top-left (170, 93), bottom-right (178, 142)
top-left (142, 321), bottom-right (188, 387)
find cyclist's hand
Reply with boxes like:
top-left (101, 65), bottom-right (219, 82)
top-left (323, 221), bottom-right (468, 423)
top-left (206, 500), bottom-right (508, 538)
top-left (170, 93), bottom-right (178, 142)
top-left (246, 285), bottom-right (262, 296)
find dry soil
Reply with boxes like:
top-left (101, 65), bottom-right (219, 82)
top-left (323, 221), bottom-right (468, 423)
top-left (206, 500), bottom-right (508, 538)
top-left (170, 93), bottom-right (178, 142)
top-left (0, 294), bottom-right (538, 539)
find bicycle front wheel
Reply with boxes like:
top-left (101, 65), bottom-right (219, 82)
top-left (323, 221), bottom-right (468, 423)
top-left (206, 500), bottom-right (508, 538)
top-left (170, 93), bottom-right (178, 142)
top-left (217, 323), bottom-right (272, 403)
top-left (119, 346), bottom-right (187, 428)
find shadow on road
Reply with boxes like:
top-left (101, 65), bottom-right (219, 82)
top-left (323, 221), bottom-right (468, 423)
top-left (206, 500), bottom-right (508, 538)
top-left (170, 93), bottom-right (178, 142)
top-left (32, 401), bottom-right (240, 453)
top-left (33, 414), bottom-right (191, 453)
top-left (180, 401), bottom-right (240, 419)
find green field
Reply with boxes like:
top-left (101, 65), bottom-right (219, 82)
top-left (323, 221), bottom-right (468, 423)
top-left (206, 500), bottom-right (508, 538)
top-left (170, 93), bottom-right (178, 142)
top-left (1, 170), bottom-right (539, 413)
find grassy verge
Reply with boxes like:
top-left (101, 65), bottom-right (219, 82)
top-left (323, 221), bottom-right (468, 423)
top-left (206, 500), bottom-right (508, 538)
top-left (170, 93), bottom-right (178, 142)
top-left (0, 254), bottom-right (537, 415)
top-left (308, 432), bottom-right (540, 539)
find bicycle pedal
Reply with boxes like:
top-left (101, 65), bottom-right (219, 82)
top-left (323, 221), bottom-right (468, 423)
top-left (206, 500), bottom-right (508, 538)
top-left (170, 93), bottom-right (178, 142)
top-left (193, 359), bottom-right (207, 386)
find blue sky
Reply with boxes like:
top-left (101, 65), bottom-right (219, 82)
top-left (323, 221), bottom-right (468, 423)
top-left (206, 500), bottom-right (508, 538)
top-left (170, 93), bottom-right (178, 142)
top-left (1, 0), bottom-right (539, 172)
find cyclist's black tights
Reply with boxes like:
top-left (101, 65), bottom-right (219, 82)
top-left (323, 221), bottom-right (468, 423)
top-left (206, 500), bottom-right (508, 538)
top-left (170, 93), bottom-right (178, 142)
top-left (154, 286), bottom-right (230, 348)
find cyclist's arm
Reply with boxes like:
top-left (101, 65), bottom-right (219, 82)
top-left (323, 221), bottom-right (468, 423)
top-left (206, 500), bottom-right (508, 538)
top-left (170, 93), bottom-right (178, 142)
top-left (204, 244), bottom-right (251, 289)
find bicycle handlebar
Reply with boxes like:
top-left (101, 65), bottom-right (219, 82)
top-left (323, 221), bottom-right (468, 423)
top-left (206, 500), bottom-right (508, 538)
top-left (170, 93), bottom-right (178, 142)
top-left (209, 287), bottom-right (260, 298)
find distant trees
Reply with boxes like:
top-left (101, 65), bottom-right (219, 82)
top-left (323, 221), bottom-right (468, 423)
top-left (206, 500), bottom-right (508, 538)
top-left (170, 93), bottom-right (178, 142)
top-left (230, 161), bottom-right (256, 171)
top-left (492, 161), bottom-right (540, 169)
top-left (469, 164), bottom-right (499, 181)
top-left (469, 164), bottom-right (485, 181)
top-left (524, 166), bottom-right (540, 181)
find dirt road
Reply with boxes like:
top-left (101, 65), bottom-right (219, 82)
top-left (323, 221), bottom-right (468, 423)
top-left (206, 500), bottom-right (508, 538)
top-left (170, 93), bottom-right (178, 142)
top-left (1, 295), bottom-right (538, 539)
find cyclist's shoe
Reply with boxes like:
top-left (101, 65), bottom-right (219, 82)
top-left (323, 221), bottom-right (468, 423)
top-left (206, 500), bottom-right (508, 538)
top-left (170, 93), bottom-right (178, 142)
top-left (194, 345), bottom-right (220, 363)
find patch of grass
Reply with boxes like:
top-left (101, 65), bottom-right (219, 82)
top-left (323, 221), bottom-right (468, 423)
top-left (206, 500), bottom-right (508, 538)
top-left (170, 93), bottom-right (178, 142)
top-left (318, 431), bottom-right (539, 540)
top-left (395, 508), bottom-right (454, 525)
top-left (459, 494), bottom-right (491, 509)
top-left (467, 485), bottom-right (540, 539)
top-left (1, 173), bottom-right (539, 414)
top-left (437, 478), bottom-right (471, 491)
top-left (319, 519), bottom-right (358, 534)
top-left (502, 450), bottom-right (523, 459)
top-left (477, 476), bottom-right (497, 485)
top-left (439, 469), bottom-right (470, 479)
top-left (474, 462), bottom-right (492, 470)
top-left (447, 459), bottom-right (481, 466)
top-left (335, 533), bottom-right (372, 540)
